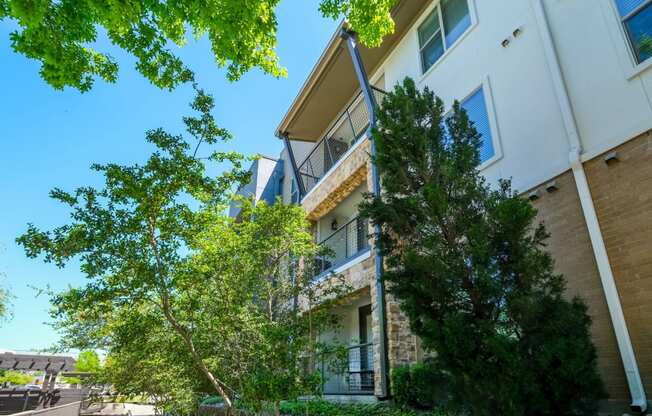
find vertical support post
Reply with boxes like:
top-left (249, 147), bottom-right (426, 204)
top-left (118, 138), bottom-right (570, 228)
top-left (346, 108), bottom-right (357, 142)
top-left (341, 27), bottom-right (389, 399)
top-left (22, 391), bottom-right (30, 412)
top-left (279, 133), bottom-right (306, 199)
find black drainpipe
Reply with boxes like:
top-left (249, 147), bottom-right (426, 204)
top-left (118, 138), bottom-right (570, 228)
top-left (340, 27), bottom-right (390, 400)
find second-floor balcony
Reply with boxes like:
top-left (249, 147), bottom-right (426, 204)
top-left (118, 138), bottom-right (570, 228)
top-left (315, 216), bottom-right (370, 278)
top-left (297, 87), bottom-right (385, 196)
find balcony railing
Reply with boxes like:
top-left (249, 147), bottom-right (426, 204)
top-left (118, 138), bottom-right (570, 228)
top-left (318, 343), bottom-right (375, 395)
top-left (315, 216), bottom-right (370, 276)
top-left (297, 87), bottom-right (385, 196)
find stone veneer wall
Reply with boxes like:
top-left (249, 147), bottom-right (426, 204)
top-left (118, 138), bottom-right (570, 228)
top-left (364, 152), bottom-right (419, 397)
top-left (584, 130), bottom-right (652, 398)
top-left (302, 139), bottom-right (371, 221)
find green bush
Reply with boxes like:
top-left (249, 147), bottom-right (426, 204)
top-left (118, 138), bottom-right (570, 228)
top-left (279, 400), bottom-right (448, 416)
top-left (392, 362), bottom-right (451, 410)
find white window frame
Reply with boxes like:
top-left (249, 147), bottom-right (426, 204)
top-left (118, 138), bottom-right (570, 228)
top-left (446, 77), bottom-right (503, 171)
top-left (618, 0), bottom-right (652, 63)
top-left (604, 0), bottom-right (652, 78)
top-left (416, 0), bottom-right (478, 79)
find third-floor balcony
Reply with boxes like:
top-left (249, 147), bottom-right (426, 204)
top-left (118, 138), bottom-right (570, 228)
top-left (296, 87), bottom-right (385, 196)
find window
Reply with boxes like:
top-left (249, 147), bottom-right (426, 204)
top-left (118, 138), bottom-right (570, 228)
top-left (615, 0), bottom-right (652, 63)
top-left (461, 88), bottom-right (494, 163)
top-left (418, 0), bottom-right (471, 73)
top-left (276, 175), bottom-right (284, 197)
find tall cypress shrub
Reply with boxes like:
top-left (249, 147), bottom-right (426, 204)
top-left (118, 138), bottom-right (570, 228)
top-left (360, 78), bottom-right (605, 415)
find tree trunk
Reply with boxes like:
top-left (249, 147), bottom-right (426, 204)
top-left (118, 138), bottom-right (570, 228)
top-left (160, 291), bottom-right (234, 410)
top-left (148, 220), bottom-right (234, 410)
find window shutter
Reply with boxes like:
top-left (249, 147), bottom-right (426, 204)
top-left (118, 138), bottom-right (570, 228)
top-left (462, 88), bottom-right (495, 163)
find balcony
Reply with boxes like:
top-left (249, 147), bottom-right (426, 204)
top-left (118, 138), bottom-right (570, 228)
top-left (318, 343), bottom-right (375, 396)
top-left (315, 216), bottom-right (370, 277)
top-left (297, 87), bottom-right (385, 196)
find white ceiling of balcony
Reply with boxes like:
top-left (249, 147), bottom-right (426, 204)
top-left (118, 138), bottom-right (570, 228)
top-left (277, 0), bottom-right (430, 142)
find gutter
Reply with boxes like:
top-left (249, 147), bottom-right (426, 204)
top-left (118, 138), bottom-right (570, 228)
top-left (532, 0), bottom-right (647, 411)
top-left (341, 28), bottom-right (391, 400)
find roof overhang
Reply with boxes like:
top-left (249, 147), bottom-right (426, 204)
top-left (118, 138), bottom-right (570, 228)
top-left (0, 352), bottom-right (76, 373)
top-left (276, 0), bottom-right (430, 142)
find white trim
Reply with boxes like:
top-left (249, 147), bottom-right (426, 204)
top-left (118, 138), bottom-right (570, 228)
top-left (333, 249), bottom-right (371, 274)
top-left (478, 75), bottom-right (503, 170)
top-left (11, 401), bottom-right (82, 416)
top-left (626, 55), bottom-right (652, 79)
top-left (601, 0), bottom-right (652, 80)
top-left (312, 249), bottom-right (372, 285)
top-left (533, 0), bottom-right (648, 411)
top-left (300, 135), bottom-right (369, 204)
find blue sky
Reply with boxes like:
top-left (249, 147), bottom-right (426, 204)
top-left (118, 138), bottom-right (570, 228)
top-left (0, 2), bottom-right (337, 351)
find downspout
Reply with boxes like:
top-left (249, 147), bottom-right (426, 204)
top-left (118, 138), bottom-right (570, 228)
top-left (278, 132), bottom-right (306, 200)
top-left (532, 0), bottom-right (647, 411)
top-left (341, 27), bottom-right (390, 399)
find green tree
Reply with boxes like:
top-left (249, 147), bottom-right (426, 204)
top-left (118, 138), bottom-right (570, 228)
top-left (320, 0), bottom-right (398, 47)
top-left (0, 370), bottom-right (32, 386)
top-left (16, 84), bottom-right (349, 414)
top-left (17, 85), bottom-right (250, 411)
top-left (196, 199), bottom-right (354, 415)
top-left (359, 78), bottom-right (606, 415)
top-left (46, 198), bottom-right (348, 415)
top-left (0, 271), bottom-right (11, 325)
top-left (61, 350), bottom-right (102, 386)
top-left (76, 350), bottom-right (101, 373)
top-left (1, 0), bottom-right (398, 92)
top-left (0, 286), bottom-right (8, 322)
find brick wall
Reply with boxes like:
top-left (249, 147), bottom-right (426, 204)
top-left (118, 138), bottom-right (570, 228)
top-left (528, 170), bottom-right (629, 401)
top-left (584, 130), bottom-right (652, 398)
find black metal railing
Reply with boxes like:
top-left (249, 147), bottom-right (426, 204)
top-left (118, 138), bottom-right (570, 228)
top-left (318, 343), bottom-right (374, 395)
top-left (315, 216), bottom-right (370, 276)
top-left (297, 87), bottom-right (385, 195)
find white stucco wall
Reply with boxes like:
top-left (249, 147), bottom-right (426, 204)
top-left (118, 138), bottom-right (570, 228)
top-left (366, 0), bottom-right (652, 191)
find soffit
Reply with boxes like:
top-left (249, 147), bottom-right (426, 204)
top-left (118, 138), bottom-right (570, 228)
top-left (277, 0), bottom-right (430, 142)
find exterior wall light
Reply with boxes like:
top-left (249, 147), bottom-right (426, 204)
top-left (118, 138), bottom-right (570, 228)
top-left (604, 151), bottom-right (619, 165)
top-left (545, 180), bottom-right (559, 193)
top-left (528, 189), bottom-right (541, 201)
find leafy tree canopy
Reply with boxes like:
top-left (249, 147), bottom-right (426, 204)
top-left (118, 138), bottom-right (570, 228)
top-left (0, 286), bottom-right (8, 322)
top-left (0, 370), bottom-right (32, 386)
top-left (0, 272), bottom-right (11, 325)
top-left (76, 350), bottom-right (102, 373)
top-left (17, 85), bottom-right (249, 410)
top-left (360, 78), bottom-right (605, 416)
top-left (320, 0), bottom-right (397, 47)
top-left (1, 0), bottom-right (398, 91)
top-left (16, 84), bottom-right (348, 414)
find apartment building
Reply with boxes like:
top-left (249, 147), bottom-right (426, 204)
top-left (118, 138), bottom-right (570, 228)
top-left (235, 0), bottom-right (652, 412)
top-left (229, 155), bottom-right (284, 218)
